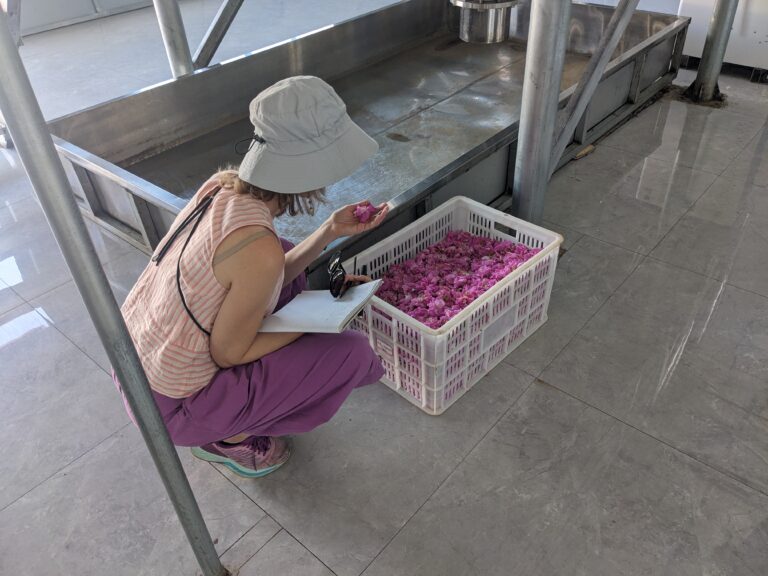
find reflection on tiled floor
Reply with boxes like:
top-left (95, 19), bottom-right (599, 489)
top-left (363, 384), bottom-right (768, 576)
top-left (3, 8), bottom-right (768, 574)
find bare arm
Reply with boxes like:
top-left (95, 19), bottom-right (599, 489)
top-left (210, 227), bottom-right (301, 368)
top-left (283, 220), bottom-right (335, 286)
top-left (283, 200), bottom-right (391, 285)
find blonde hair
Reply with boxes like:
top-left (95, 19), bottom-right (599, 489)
top-left (215, 168), bottom-right (325, 217)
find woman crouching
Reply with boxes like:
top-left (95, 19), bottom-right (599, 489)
top-left (115, 76), bottom-right (387, 478)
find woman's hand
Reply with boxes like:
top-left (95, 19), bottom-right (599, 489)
top-left (346, 274), bottom-right (372, 284)
top-left (327, 200), bottom-right (389, 239)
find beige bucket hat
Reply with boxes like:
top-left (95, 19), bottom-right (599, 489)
top-left (238, 76), bottom-right (379, 194)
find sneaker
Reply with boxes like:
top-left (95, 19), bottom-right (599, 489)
top-left (191, 436), bottom-right (291, 478)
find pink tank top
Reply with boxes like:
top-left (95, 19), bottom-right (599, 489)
top-left (121, 176), bottom-right (284, 398)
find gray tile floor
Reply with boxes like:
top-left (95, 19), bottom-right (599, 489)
top-left (16, 0), bottom-right (398, 120)
top-left (1, 6), bottom-right (768, 576)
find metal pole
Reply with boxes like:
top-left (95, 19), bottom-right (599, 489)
top-left (1, 0), bottom-right (22, 46)
top-left (193, 0), bottom-right (244, 69)
top-left (686, 0), bottom-right (739, 102)
top-left (549, 0), bottom-right (639, 176)
top-left (512, 0), bottom-right (572, 223)
top-left (153, 0), bottom-right (194, 78)
top-left (0, 10), bottom-right (227, 576)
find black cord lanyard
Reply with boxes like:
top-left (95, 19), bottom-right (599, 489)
top-left (152, 187), bottom-right (221, 336)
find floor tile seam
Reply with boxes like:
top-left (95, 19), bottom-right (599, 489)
top-left (0, 421), bottom-right (132, 515)
top-left (712, 122), bottom-right (768, 181)
top-left (204, 462), bottom-right (339, 572)
top-left (358, 376), bottom-right (538, 576)
top-left (219, 515), bottom-right (285, 572)
top-left (228, 528), bottom-right (286, 575)
top-left (689, 105), bottom-right (768, 126)
top-left (210, 462), bottom-right (265, 513)
top-left (44, 314), bottom-right (114, 376)
top-left (644, 253), bottom-right (768, 302)
top-left (593, 142), bottom-right (725, 178)
top-left (276, 525), bottom-right (341, 576)
top-left (738, 117), bottom-right (768, 147)
top-left (643, 167), bottom-right (723, 256)
top-left (12, 276), bottom-right (72, 306)
top-left (531, 250), bottom-right (768, 428)
top-left (217, 514), bottom-right (273, 558)
top-left (0, 193), bottom-right (34, 210)
top-left (714, 170), bottom-right (768, 193)
top-left (501, 232), bottom-right (633, 379)
top-left (536, 379), bottom-right (768, 500)
top-left (15, 299), bottom-right (114, 375)
top-left (209, 377), bottom-right (537, 576)
top-left (500, 358), bottom-right (538, 380)
top-left (538, 218), bottom-right (648, 257)
top-left (558, 227), bottom-right (586, 254)
top-left (0, 298), bottom-right (28, 318)
top-left (529, 252), bottom-right (646, 379)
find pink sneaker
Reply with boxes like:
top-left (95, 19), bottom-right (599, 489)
top-left (191, 436), bottom-right (291, 478)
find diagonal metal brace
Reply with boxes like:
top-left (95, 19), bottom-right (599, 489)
top-left (548, 0), bottom-right (640, 177)
top-left (193, 0), bottom-right (245, 69)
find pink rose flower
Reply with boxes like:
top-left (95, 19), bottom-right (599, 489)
top-left (353, 202), bottom-right (379, 223)
top-left (375, 231), bottom-right (540, 329)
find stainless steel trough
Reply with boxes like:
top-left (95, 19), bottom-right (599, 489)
top-left (48, 0), bottom-right (689, 283)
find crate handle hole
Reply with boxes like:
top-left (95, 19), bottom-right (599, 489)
top-left (494, 222), bottom-right (516, 237)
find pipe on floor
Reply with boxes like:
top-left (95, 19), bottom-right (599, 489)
top-left (0, 9), bottom-right (227, 576)
top-left (153, 0), bottom-right (194, 78)
top-left (686, 0), bottom-right (740, 102)
top-left (512, 0), bottom-right (572, 223)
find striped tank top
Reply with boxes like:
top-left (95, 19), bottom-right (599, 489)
top-left (121, 175), bottom-right (284, 398)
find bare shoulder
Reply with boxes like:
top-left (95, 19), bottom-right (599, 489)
top-left (213, 226), bottom-right (284, 288)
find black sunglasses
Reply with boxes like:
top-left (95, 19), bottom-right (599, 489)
top-left (328, 251), bottom-right (348, 298)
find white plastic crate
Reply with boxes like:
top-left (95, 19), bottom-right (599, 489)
top-left (344, 196), bottom-right (563, 415)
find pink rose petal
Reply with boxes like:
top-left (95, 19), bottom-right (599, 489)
top-left (376, 231), bottom-right (540, 329)
top-left (353, 202), bottom-right (379, 223)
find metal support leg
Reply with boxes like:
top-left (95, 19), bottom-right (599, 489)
top-left (193, 0), bottom-right (244, 69)
top-left (549, 0), bottom-right (639, 176)
top-left (0, 10), bottom-right (227, 576)
top-left (512, 0), bottom-right (571, 223)
top-left (153, 0), bottom-right (194, 78)
top-left (686, 0), bottom-right (739, 102)
top-left (1, 0), bottom-right (22, 46)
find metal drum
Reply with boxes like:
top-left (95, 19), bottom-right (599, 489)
top-left (451, 0), bottom-right (519, 43)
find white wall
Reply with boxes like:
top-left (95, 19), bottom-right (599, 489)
top-left (679, 0), bottom-right (768, 68)
top-left (584, 0), bottom-right (767, 69)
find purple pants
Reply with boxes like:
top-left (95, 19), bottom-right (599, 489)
top-left (116, 240), bottom-right (384, 447)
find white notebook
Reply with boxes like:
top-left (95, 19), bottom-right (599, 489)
top-left (259, 280), bottom-right (382, 333)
